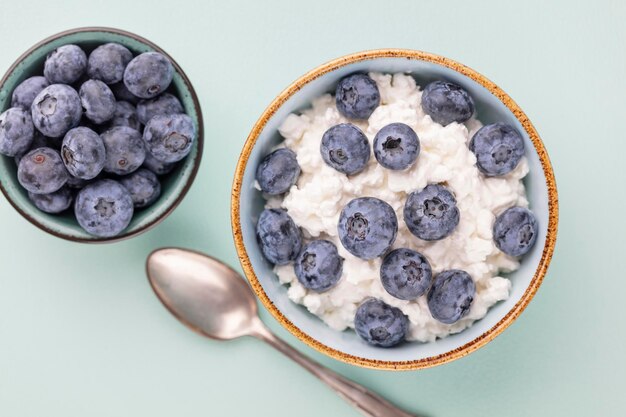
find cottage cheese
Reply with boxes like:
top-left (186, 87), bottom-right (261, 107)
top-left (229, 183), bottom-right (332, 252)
top-left (263, 73), bottom-right (529, 342)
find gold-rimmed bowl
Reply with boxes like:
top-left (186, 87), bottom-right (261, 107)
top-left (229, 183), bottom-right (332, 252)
top-left (231, 49), bottom-right (558, 370)
top-left (0, 27), bottom-right (203, 243)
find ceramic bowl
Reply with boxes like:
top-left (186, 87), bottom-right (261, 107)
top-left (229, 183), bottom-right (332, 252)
top-left (232, 49), bottom-right (558, 370)
top-left (0, 27), bottom-right (203, 243)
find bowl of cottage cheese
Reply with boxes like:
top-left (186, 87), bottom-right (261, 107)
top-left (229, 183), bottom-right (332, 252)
top-left (231, 50), bottom-right (558, 370)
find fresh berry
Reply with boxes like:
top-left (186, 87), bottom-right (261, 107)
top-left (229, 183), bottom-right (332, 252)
top-left (380, 248), bottom-right (432, 300)
top-left (404, 184), bottom-right (460, 241)
top-left (74, 179), bottom-right (134, 237)
top-left (493, 207), bottom-right (538, 257)
top-left (17, 147), bottom-right (68, 194)
top-left (335, 73), bottom-right (380, 120)
top-left (100, 126), bottom-right (146, 175)
top-left (79, 79), bottom-right (116, 124)
top-left (109, 101), bottom-right (141, 131)
top-left (427, 270), bottom-right (475, 324)
top-left (421, 81), bottom-right (474, 126)
top-left (60, 127), bottom-right (106, 180)
top-left (28, 186), bottom-right (73, 214)
top-left (14, 130), bottom-right (52, 165)
top-left (143, 113), bottom-right (194, 163)
top-left (469, 123), bottom-right (525, 176)
top-left (31, 84), bottom-right (82, 138)
top-left (119, 168), bottom-right (161, 208)
top-left (294, 240), bottom-right (343, 292)
top-left (123, 52), bottom-right (173, 99)
top-left (110, 81), bottom-right (140, 104)
top-left (65, 174), bottom-right (89, 189)
top-left (320, 123), bottom-right (370, 175)
top-left (256, 148), bottom-right (300, 195)
top-left (338, 197), bottom-right (397, 260)
top-left (136, 93), bottom-right (183, 125)
top-left (87, 43), bottom-right (133, 84)
top-left (142, 152), bottom-right (177, 176)
top-left (256, 208), bottom-right (302, 265)
top-left (11, 76), bottom-right (50, 110)
top-left (354, 298), bottom-right (408, 347)
top-left (0, 107), bottom-right (34, 157)
top-left (3, 41), bottom-right (195, 239)
top-left (43, 45), bottom-right (87, 84)
top-left (373, 122), bottom-right (420, 170)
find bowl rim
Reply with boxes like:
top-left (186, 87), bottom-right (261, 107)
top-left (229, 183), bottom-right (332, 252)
top-left (0, 26), bottom-right (204, 244)
top-left (231, 49), bottom-right (558, 370)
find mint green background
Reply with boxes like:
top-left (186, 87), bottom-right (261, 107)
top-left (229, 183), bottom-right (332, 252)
top-left (0, 1), bottom-right (624, 416)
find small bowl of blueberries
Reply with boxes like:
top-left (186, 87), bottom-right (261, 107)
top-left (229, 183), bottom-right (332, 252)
top-left (232, 49), bottom-right (558, 369)
top-left (0, 27), bottom-right (203, 242)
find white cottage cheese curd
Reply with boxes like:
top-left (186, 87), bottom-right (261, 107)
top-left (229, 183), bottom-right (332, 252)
top-left (263, 73), bottom-right (529, 342)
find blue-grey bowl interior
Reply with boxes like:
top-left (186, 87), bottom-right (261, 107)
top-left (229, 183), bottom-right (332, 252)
top-left (239, 57), bottom-right (550, 363)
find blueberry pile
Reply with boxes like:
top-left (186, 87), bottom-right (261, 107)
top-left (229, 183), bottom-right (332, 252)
top-left (0, 43), bottom-right (196, 238)
top-left (255, 73), bottom-right (539, 347)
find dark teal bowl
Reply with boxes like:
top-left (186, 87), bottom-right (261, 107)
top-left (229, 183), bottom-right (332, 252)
top-left (0, 27), bottom-right (203, 243)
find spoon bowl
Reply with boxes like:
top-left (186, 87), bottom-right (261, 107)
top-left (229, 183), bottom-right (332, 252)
top-left (146, 247), bottom-right (421, 417)
top-left (147, 248), bottom-right (259, 340)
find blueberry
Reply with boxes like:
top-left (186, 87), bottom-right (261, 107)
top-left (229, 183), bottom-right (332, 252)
top-left (87, 43), bottom-right (133, 84)
top-left (427, 270), bottom-right (475, 324)
top-left (354, 298), bottom-right (408, 347)
top-left (380, 248), bottom-right (432, 300)
top-left (14, 130), bottom-right (52, 165)
top-left (100, 126), bottom-right (146, 175)
top-left (335, 74), bottom-right (380, 120)
top-left (143, 114), bottom-right (195, 163)
top-left (39, 132), bottom-right (63, 149)
top-left (74, 179), bottom-right (134, 237)
top-left (60, 127), bottom-right (106, 180)
top-left (469, 123), bottom-right (525, 176)
top-left (256, 148), bottom-right (300, 195)
top-left (373, 123), bottom-right (420, 170)
top-left (142, 152), bottom-right (177, 176)
top-left (43, 45), bottom-right (87, 84)
top-left (76, 114), bottom-right (102, 133)
top-left (404, 184), bottom-right (460, 241)
top-left (119, 168), bottom-right (161, 208)
top-left (109, 101), bottom-right (141, 131)
top-left (17, 147), bottom-right (68, 194)
top-left (65, 174), bottom-right (89, 189)
top-left (294, 240), bottom-right (343, 292)
top-left (0, 107), bottom-right (35, 157)
top-left (421, 81), bottom-right (475, 126)
top-left (79, 79), bottom-right (116, 124)
top-left (110, 81), bottom-right (140, 104)
top-left (256, 208), bottom-right (302, 265)
top-left (11, 76), bottom-right (50, 110)
top-left (31, 84), bottom-right (82, 138)
top-left (123, 52), bottom-right (173, 99)
top-left (28, 186), bottom-right (73, 214)
top-left (136, 93), bottom-right (183, 125)
top-left (338, 197), bottom-right (397, 260)
top-left (320, 123), bottom-right (370, 175)
top-left (493, 207), bottom-right (538, 257)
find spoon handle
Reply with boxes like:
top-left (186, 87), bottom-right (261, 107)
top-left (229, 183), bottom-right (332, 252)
top-left (251, 322), bottom-right (420, 417)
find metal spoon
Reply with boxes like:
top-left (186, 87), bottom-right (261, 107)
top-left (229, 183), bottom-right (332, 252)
top-left (146, 247), bottom-right (419, 417)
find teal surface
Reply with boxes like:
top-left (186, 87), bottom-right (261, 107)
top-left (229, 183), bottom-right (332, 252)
top-left (0, 1), bottom-right (624, 416)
